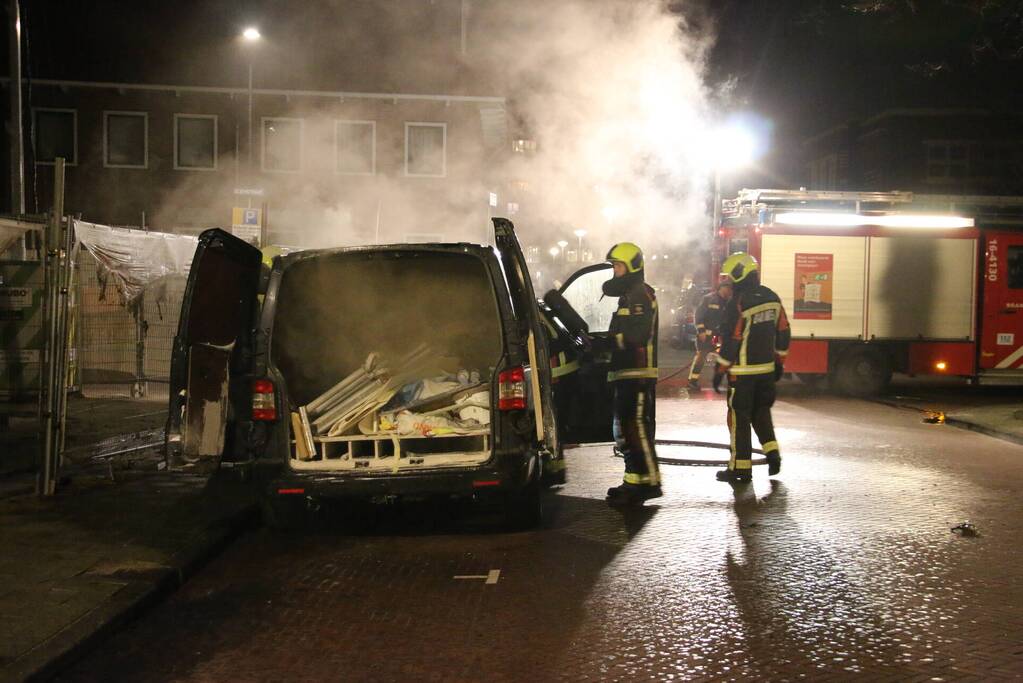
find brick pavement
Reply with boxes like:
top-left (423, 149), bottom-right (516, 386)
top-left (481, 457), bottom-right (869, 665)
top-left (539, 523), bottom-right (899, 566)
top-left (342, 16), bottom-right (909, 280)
top-left (58, 391), bottom-right (1023, 682)
top-left (0, 467), bottom-right (255, 682)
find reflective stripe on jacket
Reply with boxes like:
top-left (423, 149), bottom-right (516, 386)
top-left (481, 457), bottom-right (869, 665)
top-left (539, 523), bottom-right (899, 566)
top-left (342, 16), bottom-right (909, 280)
top-left (695, 291), bottom-right (728, 335)
top-left (717, 285), bottom-right (791, 375)
top-left (607, 281), bottom-right (659, 382)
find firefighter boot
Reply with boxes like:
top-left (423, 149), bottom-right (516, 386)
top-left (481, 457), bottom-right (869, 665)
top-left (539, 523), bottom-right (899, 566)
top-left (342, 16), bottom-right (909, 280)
top-left (715, 468), bottom-right (751, 484)
top-left (765, 450), bottom-right (781, 476)
top-left (606, 483), bottom-right (663, 505)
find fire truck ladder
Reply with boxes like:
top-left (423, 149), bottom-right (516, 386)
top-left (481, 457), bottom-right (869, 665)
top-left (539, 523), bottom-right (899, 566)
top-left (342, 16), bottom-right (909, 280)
top-left (725, 188), bottom-right (1023, 225)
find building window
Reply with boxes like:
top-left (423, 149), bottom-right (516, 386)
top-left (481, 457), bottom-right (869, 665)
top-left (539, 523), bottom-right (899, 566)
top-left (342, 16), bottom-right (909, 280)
top-left (174, 114), bottom-right (217, 170)
top-left (335, 120), bottom-right (375, 175)
top-left (33, 109), bottom-right (77, 165)
top-left (104, 111), bottom-right (147, 168)
top-left (262, 118), bottom-right (302, 173)
top-left (405, 122), bottom-right (446, 177)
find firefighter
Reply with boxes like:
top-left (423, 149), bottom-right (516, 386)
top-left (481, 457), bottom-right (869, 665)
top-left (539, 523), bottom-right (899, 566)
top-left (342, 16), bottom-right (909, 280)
top-left (687, 278), bottom-right (733, 390)
top-left (713, 253), bottom-right (790, 483)
top-left (592, 242), bottom-right (662, 505)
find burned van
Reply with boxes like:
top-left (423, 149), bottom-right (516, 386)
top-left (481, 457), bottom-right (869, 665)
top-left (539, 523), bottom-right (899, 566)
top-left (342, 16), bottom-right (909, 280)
top-left (166, 219), bottom-right (614, 528)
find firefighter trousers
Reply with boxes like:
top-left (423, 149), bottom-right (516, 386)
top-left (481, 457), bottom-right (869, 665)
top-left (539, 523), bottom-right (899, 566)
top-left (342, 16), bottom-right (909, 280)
top-left (613, 379), bottom-right (660, 486)
top-left (726, 374), bottom-right (780, 473)
top-left (688, 336), bottom-right (715, 381)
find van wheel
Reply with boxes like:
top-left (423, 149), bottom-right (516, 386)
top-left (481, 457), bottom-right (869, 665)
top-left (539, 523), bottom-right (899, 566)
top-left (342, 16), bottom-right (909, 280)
top-left (260, 495), bottom-right (308, 531)
top-left (504, 476), bottom-right (543, 531)
top-left (832, 348), bottom-right (892, 396)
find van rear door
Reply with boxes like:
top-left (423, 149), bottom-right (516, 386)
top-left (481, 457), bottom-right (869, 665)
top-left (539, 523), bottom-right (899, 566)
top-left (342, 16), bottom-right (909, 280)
top-left (167, 229), bottom-right (262, 463)
top-left (492, 217), bottom-right (559, 456)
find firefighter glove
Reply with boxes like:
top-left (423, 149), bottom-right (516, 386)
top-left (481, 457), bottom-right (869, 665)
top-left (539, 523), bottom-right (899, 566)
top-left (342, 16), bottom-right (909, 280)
top-left (774, 359), bottom-right (784, 382)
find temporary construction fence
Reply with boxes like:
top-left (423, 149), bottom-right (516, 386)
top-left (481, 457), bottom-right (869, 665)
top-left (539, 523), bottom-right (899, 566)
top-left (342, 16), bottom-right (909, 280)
top-left (74, 221), bottom-right (197, 398)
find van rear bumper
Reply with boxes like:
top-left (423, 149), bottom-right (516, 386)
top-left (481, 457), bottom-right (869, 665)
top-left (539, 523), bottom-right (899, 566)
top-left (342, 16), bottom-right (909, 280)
top-left (254, 450), bottom-right (537, 502)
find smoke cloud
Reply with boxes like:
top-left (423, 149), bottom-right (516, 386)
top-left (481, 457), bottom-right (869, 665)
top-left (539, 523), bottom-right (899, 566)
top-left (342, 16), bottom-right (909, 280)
top-left (145, 1), bottom-right (722, 282)
top-left (485, 0), bottom-right (717, 248)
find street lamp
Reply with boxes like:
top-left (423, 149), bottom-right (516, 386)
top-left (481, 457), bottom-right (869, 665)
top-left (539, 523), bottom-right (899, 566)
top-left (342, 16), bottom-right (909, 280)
top-left (573, 228), bottom-right (586, 250)
top-left (240, 27), bottom-right (262, 171)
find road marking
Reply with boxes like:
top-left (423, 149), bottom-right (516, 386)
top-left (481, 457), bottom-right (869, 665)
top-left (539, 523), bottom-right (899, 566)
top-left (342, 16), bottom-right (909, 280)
top-left (453, 569), bottom-right (501, 585)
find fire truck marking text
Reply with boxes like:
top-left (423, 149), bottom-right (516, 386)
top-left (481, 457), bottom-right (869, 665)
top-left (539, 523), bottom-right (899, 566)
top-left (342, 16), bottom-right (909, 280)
top-left (988, 239), bottom-right (998, 282)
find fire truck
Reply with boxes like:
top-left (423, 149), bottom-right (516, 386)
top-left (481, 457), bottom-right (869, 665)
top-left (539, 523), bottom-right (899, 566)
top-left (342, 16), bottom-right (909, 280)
top-left (714, 189), bottom-right (1023, 395)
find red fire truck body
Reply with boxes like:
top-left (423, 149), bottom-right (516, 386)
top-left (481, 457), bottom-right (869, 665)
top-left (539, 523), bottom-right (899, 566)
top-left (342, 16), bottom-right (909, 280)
top-left (714, 189), bottom-right (1023, 394)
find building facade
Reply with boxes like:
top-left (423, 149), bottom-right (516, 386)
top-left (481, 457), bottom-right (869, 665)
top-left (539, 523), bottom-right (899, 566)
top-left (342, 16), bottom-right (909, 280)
top-left (802, 108), bottom-right (1023, 196)
top-left (8, 77), bottom-right (506, 247)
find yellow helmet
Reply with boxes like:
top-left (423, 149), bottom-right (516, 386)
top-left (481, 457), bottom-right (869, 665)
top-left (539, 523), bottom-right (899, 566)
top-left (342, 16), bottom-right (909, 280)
top-left (720, 252), bottom-right (759, 284)
top-left (606, 242), bottom-right (644, 273)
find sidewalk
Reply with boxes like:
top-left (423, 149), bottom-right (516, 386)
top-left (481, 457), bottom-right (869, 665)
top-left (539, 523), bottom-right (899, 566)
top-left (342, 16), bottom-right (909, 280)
top-left (0, 464), bottom-right (256, 683)
top-left (944, 404), bottom-right (1023, 445)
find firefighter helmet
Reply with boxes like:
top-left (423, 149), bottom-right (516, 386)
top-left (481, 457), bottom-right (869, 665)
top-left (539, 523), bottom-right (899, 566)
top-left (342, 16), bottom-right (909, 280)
top-left (606, 242), bottom-right (644, 273)
top-left (720, 252), bottom-right (759, 284)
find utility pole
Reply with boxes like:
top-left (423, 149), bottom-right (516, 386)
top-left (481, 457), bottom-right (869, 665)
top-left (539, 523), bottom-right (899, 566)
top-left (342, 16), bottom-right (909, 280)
top-left (8, 0), bottom-right (25, 255)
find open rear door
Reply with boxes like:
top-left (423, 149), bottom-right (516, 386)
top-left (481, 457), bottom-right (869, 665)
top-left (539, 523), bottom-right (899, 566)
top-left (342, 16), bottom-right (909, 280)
top-left (167, 229), bottom-right (262, 463)
top-left (492, 217), bottom-right (560, 459)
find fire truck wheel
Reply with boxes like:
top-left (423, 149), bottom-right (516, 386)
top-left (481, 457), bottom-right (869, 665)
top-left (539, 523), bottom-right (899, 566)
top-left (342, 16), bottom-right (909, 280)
top-left (832, 348), bottom-right (892, 397)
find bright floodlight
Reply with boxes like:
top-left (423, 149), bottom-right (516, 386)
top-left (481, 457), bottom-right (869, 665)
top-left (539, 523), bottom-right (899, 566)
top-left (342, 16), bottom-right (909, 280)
top-left (774, 212), bottom-right (974, 229)
top-left (242, 27), bottom-right (261, 41)
top-left (713, 123), bottom-right (758, 170)
top-left (557, 240), bottom-right (568, 249)
top-left (573, 229), bottom-right (587, 238)
top-left (549, 247), bottom-right (560, 257)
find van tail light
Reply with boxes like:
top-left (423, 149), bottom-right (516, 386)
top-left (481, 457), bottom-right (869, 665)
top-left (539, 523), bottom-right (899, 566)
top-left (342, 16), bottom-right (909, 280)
top-left (498, 366), bottom-right (527, 410)
top-left (252, 379), bottom-right (277, 421)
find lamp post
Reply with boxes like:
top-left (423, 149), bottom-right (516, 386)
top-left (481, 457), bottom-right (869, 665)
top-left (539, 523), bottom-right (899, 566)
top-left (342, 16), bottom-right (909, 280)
top-left (241, 27), bottom-right (261, 171)
top-left (557, 239), bottom-right (568, 263)
top-left (573, 228), bottom-right (586, 251)
top-left (710, 120), bottom-right (763, 240)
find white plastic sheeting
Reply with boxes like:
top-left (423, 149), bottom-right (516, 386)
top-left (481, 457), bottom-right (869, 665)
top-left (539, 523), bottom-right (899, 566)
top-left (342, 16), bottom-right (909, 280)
top-left (73, 220), bottom-right (198, 302)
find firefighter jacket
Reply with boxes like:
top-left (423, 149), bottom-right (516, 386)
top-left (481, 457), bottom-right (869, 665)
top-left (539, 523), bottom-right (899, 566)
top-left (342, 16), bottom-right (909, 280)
top-left (695, 290), bottom-right (728, 336)
top-left (606, 280), bottom-right (659, 381)
top-left (717, 284), bottom-right (791, 376)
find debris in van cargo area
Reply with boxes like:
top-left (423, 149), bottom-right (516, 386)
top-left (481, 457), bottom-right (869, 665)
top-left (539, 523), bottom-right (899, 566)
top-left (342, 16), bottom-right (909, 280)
top-left (294, 345), bottom-right (492, 443)
top-left (302, 345), bottom-right (432, 437)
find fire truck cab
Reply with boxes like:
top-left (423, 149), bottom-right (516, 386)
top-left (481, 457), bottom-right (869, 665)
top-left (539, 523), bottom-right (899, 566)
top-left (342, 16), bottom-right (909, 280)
top-left (714, 189), bottom-right (1023, 395)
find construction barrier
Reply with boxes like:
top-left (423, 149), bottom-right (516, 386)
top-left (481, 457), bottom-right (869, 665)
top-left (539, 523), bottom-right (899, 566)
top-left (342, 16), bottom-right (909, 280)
top-left (0, 260), bottom-right (45, 400)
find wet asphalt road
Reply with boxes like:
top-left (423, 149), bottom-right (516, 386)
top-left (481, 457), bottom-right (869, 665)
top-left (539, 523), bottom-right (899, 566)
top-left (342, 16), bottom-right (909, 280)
top-left (60, 388), bottom-right (1023, 681)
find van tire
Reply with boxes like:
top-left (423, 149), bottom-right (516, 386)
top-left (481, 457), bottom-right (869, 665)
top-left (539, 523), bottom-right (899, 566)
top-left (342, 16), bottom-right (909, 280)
top-left (504, 475), bottom-right (543, 531)
top-left (832, 348), bottom-right (892, 396)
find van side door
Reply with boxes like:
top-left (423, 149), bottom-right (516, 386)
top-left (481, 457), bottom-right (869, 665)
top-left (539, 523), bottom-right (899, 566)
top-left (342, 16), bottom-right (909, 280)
top-left (544, 263), bottom-right (616, 443)
top-left (166, 229), bottom-right (262, 463)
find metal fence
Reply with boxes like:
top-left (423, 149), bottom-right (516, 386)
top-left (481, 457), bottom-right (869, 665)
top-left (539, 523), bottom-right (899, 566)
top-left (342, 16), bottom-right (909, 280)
top-left (75, 255), bottom-right (186, 398)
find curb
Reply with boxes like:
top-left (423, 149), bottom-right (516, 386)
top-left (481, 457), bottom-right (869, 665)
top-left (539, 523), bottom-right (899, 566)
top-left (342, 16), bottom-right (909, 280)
top-left (4, 502), bottom-right (258, 683)
top-left (871, 398), bottom-right (1023, 448)
top-left (943, 416), bottom-right (1023, 448)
